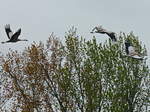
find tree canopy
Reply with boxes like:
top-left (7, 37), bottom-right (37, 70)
top-left (0, 28), bottom-right (149, 112)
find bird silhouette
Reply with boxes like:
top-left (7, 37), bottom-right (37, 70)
top-left (125, 41), bottom-right (144, 60)
top-left (91, 26), bottom-right (117, 42)
top-left (1, 24), bottom-right (28, 44)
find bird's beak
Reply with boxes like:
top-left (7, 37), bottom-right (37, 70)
top-left (1, 42), bottom-right (5, 44)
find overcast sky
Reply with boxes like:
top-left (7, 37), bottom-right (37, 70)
top-left (0, 0), bottom-right (150, 62)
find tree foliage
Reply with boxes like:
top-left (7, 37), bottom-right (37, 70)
top-left (0, 29), bottom-right (149, 112)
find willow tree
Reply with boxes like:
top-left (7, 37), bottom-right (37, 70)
top-left (0, 29), bottom-right (149, 112)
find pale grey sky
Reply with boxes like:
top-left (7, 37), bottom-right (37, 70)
top-left (0, 0), bottom-right (150, 60)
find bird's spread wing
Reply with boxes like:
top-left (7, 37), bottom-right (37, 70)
top-left (106, 32), bottom-right (117, 41)
top-left (5, 24), bottom-right (13, 39)
top-left (131, 55), bottom-right (143, 59)
top-left (91, 26), bottom-right (106, 33)
top-left (128, 46), bottom-right (137, 55)
top-left (128, 46), bottom-right (144, 59)
top-left (10, 28), bottom-right (21, 41)
top-left (91, 27), bottom-right (98, 33)
top-left (91, 26), bottom-right (117, 41)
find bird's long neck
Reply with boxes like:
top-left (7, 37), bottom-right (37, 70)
top-left (18, 39), bottom-right (28, 41)
top-left (1, 40), bottom-right (10, 44)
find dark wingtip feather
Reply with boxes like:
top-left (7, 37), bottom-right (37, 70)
top-left (5, 24), bottom-right (13, 39)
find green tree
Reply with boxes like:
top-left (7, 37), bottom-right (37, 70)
top-left (0, 29), bottom-right (149, 112)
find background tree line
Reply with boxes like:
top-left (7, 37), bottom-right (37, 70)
top-left (0, 28), bottom-right (149, 112)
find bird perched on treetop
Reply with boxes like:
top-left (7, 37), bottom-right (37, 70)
top-left (1, 24), bottom-right (28, 44)
top-left (91, 25), bottom-right (117, 42)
